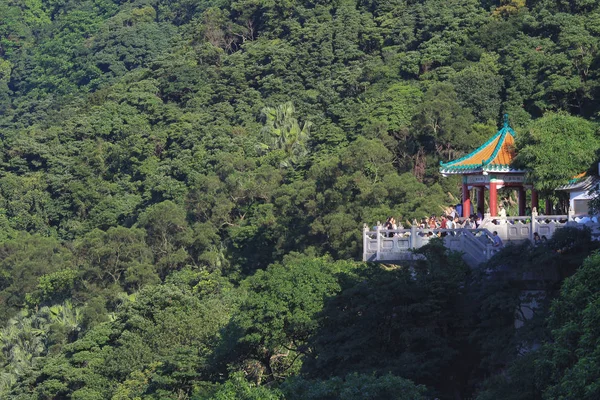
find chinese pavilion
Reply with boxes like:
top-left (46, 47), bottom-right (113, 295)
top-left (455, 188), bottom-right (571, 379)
top-left (439, 115), bottom-right (539, 217)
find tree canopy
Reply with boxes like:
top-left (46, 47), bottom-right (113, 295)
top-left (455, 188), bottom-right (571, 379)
top-left (0, 0), bottom-right (599, 398)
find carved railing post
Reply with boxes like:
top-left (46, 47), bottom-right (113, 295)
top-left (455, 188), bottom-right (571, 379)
top-left (363, 224), bottom-right (369, 262)
top-left (531, 207), bottom-right (538, 240)
top-left (568, 206), bottom-right (574, 221)
top-left (376, 222), bottom-right (381, 261)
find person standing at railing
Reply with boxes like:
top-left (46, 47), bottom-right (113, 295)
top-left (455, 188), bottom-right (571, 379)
top-left (384, 217), bottom-right (394, 237)
top-left (492, 231), bottom-right (504, 248)
top-left (454, 216), bottom-right (462, 228)
top-left (396, 218), bottom-right (404, 230)
top-left (428, 215), bottom-right (437, 229)
top-left (499, 204), bottom-right (507, 219)
top-left (446, 215), bottom-right (455, 230)
top-left (475, 213), bottom-right (482, 228)
top-left (465, 216), bottom-right (476, 229)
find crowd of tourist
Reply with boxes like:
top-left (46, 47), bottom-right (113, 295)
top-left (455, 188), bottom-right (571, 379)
top-left (381, 205), bottom-right (485, 233)
top-left (415, 210), bottom-right (484, 231)
top-left (378, 205), bottom-right (490, 241)
top-left (375, 202), bottom-right (580, 249)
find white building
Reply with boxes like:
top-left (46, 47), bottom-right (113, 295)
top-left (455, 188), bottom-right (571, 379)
top-left (556, 165), bottom-right (600, 216)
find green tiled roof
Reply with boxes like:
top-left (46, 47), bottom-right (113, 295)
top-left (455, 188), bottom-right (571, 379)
top-left (439, 114), bottom-right (524, 175)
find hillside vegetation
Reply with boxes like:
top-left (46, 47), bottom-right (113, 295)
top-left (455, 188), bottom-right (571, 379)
top-left (1, 0), bottom-right (600, 398)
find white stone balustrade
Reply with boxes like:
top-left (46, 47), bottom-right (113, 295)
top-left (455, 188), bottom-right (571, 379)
top-left (363, 213), bottom-right (600, 267)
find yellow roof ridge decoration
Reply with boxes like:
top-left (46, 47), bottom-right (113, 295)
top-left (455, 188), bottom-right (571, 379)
top-left (440, 114), bottom-right (524, 175)
top-left (571, 172), bottom-right (587, 181)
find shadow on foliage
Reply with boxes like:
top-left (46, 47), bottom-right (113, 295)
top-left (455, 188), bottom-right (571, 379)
top-left (301, 239), bottom-right (476, 399)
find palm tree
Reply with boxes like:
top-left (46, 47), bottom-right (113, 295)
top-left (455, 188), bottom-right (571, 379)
top-left (0, 301), bottom-right (83, 395)
top-left (35, 300), bottom-right (82, 343)
top-left (258, 102), bottom-right (312, 168)
top-left (45, 300), bottom-right (82, 334)
top-left (0, 311), bottom-right (47, 396)
top-left (0, 372), bottom-right (16, 396)
top-left (0, 310), bottom-right (47, 374)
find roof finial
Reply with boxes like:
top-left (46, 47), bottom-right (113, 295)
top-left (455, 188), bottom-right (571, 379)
top-left (503, 113), bottom-right (510, 128)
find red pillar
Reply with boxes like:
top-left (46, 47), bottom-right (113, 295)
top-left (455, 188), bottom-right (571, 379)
top-left (477, 186), bottom-right (485, 214)
top-left (518, 187), bottom-right (526, 216)
top-left (462, 182), bottom-right (471, 218)
top-left (489, 182), bottom-right (498, 217)
top-left (531, 189), bottom-right (539, 212)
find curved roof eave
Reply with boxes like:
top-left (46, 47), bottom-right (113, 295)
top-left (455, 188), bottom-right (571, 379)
top-left (439, 114), bottom-right (519, 174)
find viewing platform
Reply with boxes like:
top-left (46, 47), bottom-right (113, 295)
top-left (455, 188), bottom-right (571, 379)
top-left (363, 212), bottom-right (600, 268)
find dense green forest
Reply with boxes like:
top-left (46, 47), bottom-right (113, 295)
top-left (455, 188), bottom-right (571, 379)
top-left (1, 0), bottom-right (600, 398)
